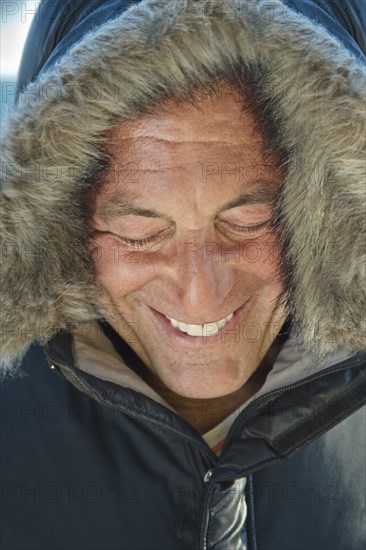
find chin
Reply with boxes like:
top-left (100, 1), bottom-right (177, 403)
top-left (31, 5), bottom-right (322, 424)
top-left (157, 357), bottom-right (249, 399)
top-left (173, 386), bottom-right (238, 400)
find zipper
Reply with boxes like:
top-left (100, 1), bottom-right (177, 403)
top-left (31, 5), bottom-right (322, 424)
top-left (192, 444), bottom-right (214, 478)
top-left (54, 0), bottom-right (140, 46)
top-left (55, 0), bottom-right (88, 45)
top-left (245, 475), bottom-right (258, 550)
top-left (199, 469), bottom-right (217, 550)
top-left (329, 0), bottom-right (357, 42)
top-left (220, 355), bottom-right (364, 458)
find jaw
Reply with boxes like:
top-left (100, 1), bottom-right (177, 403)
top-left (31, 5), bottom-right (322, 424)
top-left (97, 288), bottom-right (288, 399)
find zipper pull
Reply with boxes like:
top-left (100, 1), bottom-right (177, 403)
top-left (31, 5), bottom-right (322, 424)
top-left (48, 363), bottom-right (63, 378)
top-left (204, 469), bottom-right (213, 482)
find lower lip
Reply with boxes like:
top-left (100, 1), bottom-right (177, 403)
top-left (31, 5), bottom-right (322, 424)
top-left (148, 300), bottom-right (252, 348)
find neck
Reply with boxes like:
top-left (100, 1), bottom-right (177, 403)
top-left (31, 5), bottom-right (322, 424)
top-left (141, 336), bottom-right (284, 434)
top-left (101, 320), bottom-right (289, 434)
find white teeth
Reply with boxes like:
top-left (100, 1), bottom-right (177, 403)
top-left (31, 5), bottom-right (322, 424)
top-left (165, 312), bottom-right (233, 337)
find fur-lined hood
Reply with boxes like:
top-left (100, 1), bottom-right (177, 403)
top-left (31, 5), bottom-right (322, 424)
top-left (1, 0), bottom-right (365, 374)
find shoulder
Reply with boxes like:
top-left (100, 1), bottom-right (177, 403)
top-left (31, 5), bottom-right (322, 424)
top-left (251, 406), bottom-right (366, 550)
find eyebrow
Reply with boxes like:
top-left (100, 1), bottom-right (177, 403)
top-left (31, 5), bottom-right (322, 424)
top-left (97, 198), bottom-right (169, 221)
top-left (217, 180), bottom-right (279, 212)
top-left (96, 179), bottom-right (279, 222)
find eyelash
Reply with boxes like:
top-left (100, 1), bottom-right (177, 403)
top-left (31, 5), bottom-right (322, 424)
top-left (120, 234), bottom-right (162, 247)
top-left (219, 219), bottom-right (271, 234)
top-left (117, 228), bottom-right (171, 249)
top-left (114, 220), bottom-right (270, 249)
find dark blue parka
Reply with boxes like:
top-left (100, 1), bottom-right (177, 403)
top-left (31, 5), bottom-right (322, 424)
top-left (1, 1), bottom-right (365, 549)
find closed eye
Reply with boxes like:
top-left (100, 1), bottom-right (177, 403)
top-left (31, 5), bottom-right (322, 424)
top-left (218, 219), bottom-right (272, 235)
top-left (90, 227), bottom-right (173, 250)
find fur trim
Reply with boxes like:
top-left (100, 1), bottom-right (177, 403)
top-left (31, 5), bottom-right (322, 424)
top-left (1, 0), bottom-right (365, 374)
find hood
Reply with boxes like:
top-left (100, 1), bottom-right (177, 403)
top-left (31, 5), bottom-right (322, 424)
top-left (1, 0), bottom-right (365, 375)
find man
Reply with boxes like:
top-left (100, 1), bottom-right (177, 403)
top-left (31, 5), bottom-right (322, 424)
top-left (1, 1), bottom-right (365, 549)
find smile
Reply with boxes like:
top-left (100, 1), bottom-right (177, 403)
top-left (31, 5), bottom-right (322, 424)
top-left (164, 312), bottom-right (234, 337)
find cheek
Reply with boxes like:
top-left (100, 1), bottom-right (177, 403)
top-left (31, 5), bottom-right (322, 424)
top-left (90, 238), bottom-right (161, 296)
top-left (226, 236), bottom-right (284, 285)
top-left (89, 233), bottom-right (285, 300)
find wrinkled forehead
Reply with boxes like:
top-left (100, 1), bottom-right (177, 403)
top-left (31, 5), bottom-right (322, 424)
top-left (86, 80), bottom-right (283, 219)
top-left (105, 80), bottom-right (278, 162)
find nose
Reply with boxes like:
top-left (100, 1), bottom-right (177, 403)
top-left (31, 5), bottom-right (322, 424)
top-left (172, 233), bottom-right (235, 320)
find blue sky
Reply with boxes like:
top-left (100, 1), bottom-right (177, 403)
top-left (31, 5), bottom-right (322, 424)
top-left (1, 0), bottom-right (37, 108)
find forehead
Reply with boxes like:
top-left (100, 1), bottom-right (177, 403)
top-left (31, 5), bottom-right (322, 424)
top-left (108, 82), bottom-right (271, 158)
top-left (95, 82), bottom-right (282, 212)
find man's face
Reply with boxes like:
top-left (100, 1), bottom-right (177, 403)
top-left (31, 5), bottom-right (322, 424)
top-left (89, 82), bottom-right (287, 399)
